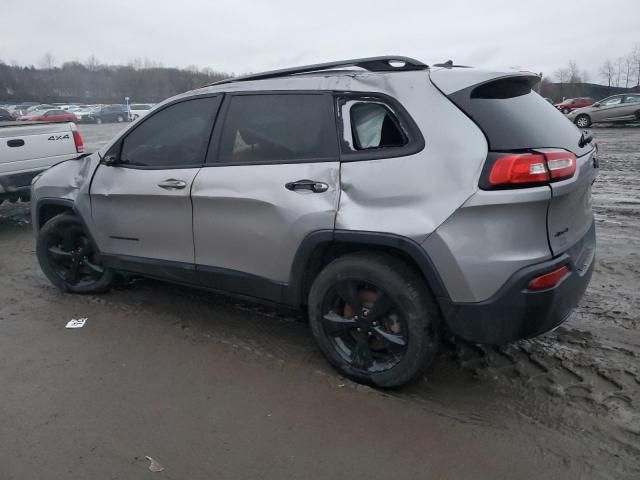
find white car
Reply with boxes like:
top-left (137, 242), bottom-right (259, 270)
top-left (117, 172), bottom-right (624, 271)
top-left (73, 106), bottom-right (100, 122)
top-left (128, 103), bottom-right (154, 120)
top-left (0, 121), bottom-right (84, 204)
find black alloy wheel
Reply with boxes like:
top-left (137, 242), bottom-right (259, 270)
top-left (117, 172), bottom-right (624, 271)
top-left (321, 280), bottom-right (408, 373)
top-left (36, 213), bottom-right (114, 293)
top-left (308, 253), bottom-right (440, 387)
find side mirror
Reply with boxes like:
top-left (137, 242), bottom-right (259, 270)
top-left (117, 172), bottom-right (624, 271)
top-left (101, 154), bottom-right (119, 166)
top-left (592, 103), bottom-right (600, 108)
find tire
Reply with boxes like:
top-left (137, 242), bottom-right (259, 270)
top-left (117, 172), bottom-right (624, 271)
top-left (635, 110), bottom-right (640, 121)
top-left (96, 118), bottom-right (103, 125)
top-left (575, 114), bottom-right (591, 128)
top-left (117, 115), bottom-right (124, 123)
top-left (36, 212), bottom-right (114, 294)
top-left (562, 108), bottom-right (571, 114)
top-left (308, 253), bottom-right (440, 388)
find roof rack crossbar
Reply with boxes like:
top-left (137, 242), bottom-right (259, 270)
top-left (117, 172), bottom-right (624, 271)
top-left (208, 56), bottom-right (428, 86)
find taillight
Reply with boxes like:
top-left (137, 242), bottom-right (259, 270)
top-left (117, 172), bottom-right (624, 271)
top-left (528, 265), bottom-right (569, 290)
top-left (484, 149), bottom-right (576, 188)
top-left (537, 149), bottom-right (576, 181)
top-left (488, 153), bottom-right (548, 186)
top-left (72, 129), bottom-right (84, 153)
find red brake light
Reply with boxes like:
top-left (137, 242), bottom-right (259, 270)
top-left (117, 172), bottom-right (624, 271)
top-left (528, 265), bottom-right (569, 290)
top-left (72, 129), bottom-right (84, 153)
top-left (486, 149), bottom-right (577, 188)
top-left (489, 153), bottom-right (548, 186)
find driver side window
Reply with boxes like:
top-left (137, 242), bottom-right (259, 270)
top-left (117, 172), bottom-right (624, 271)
top-left (120, 96), bottom-right (220, 168)
top-left (602, 97), bottom-right (622, 106)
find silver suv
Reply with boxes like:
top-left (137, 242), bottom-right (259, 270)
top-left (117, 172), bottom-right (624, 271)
top-left (31, 57), bottom-right (598, 387)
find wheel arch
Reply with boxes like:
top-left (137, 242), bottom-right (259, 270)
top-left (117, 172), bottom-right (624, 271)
top-left (35, 198), bottom-right (75, 231)
top-left (285, 230), bottom-right (452, 311)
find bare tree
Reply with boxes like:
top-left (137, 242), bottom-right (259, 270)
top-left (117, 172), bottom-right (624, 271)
top-left (599, 59), bottom-right (615, 87)
top-left (582, 69), bottom-right (590, 83)
top-left (567, 61), bottom-right (582, 83)
top-left (623, 54), bottom-right (634, 88)
top-left (39, 52), bottom-right (56, 69)
top-left (85, 55), bottom-right (100, 71)
top-left (554, 67), bottom-right (570, 84)
top-left (632, 44), bottom-right (640, 88)
top-left (614, 57), bottom-right (625, 87)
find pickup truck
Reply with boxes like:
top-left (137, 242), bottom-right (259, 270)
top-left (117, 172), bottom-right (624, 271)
top-left (0, 121), bottom-right (84, 204)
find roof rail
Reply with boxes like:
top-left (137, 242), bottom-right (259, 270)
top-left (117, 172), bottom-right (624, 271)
top-left (208, 56), bottom-right (428, 86)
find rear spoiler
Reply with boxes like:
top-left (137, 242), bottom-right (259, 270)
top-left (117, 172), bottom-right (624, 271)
top-left (430, 69), bottom-right (540, 95)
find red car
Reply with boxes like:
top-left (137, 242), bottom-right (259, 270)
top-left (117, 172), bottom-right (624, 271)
top-left (18, 109), bottom-right (79, 123)
top-left (555, 97), bottom-right (595, 114)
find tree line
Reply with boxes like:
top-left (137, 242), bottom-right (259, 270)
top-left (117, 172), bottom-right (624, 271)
top-left (3, 48), bottom-right (640, 105)
top-left (0, 55), bottom-right (231, 104)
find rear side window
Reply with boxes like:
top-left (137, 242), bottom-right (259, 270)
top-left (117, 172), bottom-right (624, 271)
top-left (350, 102), bottom-right (406, 150)
top-left (216, 94), bottom-right (337, 164)
top-left (624, 95), bottom-right (640, 104)
top-left (120, 96), bottom-right (220, 168)
top-left (449, 77), bottom-right (590, 156)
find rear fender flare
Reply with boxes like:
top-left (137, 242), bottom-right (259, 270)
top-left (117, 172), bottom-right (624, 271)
top-left (285, 230), bottom-right (452, 310)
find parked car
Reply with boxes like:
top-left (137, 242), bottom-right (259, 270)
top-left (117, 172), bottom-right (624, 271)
top-left (83, 105), bottom-right (129, 124)
top-left (31, 56), bottom-right (597, 387)
top-left (567, 94), bottom-right (640, 127)
top-left (1, 121), bottom-right (83, 204)
top-left (26, 104), bottom-right (56, 113)
top-left (555, 97), bottom-right (595, 114)
top-left (73, 106), bottom-right (100, 122)
top-left (18, 109), bottom-right (78, 123)
top-left (128, 104), bottom-right (154, 120)
top-left (0, 108), bottom-right (13, 121)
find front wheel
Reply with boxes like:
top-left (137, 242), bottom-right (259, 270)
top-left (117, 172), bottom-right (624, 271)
top-left (36, 213), bottom-right (114, 294)
top-left (575, 114), bottom-right (591, 128)
top-left (308, 253), bottom-right (440, 388)
top-left (95, 118), bottom-right (103, 125)
top-left (562, 108), bottom-right (571, 114)
top-left (117, 115), bottom-right (124, 123)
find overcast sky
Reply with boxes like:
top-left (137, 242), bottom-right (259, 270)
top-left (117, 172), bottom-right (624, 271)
top-left (3, 0), bottom-right (639, 80)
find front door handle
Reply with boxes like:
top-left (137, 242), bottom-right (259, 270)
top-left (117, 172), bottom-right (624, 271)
top-left (158, 179), bottom-right (187, 190)
top-left (285, 179), bottom-right (329, 193)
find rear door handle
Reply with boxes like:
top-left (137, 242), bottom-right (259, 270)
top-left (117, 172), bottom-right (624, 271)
top-left (285, 179), bottom-right (329, 193)
top-left (158, 179), bottom-right (187, 190)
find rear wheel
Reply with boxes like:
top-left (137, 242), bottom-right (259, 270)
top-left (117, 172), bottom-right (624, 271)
top-left (308, 253), bottom-right (440, 388)
top-left (117, 115), bottom-right (124, 123)
top-left (575, 114), bottom-right (591, 128)
top-left (36, 213), bottom-right (114, 294)
top-left (95, 118), bottom-right (103, 125)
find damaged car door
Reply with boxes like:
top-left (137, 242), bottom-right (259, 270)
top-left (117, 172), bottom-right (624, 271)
top-left (90, 96), bottom-right (221, 280)
top-left (191, 93), bottom-right (340, 301)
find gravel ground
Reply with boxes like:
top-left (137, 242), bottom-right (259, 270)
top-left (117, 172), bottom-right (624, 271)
top-left (0, 125), bottom-right (638, 479)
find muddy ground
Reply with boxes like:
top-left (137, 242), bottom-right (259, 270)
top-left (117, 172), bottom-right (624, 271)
top-left (0, 126), bottom-right (638, 479)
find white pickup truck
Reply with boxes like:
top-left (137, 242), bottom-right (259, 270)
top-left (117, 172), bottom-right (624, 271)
top-left (0, 121), bottom-right (84, 204)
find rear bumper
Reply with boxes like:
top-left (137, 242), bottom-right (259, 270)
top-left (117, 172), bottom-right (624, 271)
top-left (443, 222), bottom-right (595, 344)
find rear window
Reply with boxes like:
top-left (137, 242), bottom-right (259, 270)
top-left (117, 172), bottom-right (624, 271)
top-left (449, 77), bottom-right (590, 156)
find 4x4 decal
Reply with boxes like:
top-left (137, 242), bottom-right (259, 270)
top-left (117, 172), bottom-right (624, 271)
top-left (47, 134), bottom-right (70, 141)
